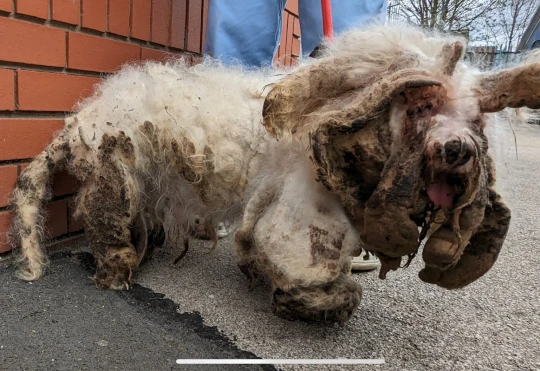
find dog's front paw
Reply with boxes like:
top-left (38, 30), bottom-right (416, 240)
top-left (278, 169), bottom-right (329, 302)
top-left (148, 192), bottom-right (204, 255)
top-left (271, 274), bottom-right (362, 326)
top-left (93, 269), bottom-right (134, 291)
top-left (92, 246), bottom-right (137, 291)
top-left (419, 189), bottom-right (510, 289)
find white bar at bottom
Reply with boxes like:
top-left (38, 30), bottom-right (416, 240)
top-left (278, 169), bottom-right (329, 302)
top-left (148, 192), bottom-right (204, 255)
top-left (176, 359), bottom-right (385, 365)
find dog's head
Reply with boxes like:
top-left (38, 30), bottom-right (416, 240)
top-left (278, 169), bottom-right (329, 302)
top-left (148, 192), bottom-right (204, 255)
top-left (262, 27), bottom-right (540, 287)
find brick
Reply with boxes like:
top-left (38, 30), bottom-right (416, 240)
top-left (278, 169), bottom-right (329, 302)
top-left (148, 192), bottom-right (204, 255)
top-left (0, 166), bottom-right (17, 208)
top-left (68, 201), bottom-right (84, 232)
top-left (108, 0), bottom-right (130, 36)
top-left (0, 211), bottom-right (12, 253)
top-left (16, 0), bottom-right (48, 19)
top-left (0, 0), bottom-right (11, 12)
top-left (45, 234), bottom-right (86, 251)
top-left (68, 32), bottom-right (140, 73)
top-left (293, 17), bottom-right (300, 37)
top-left (190, 54), bottom-right (201, 65)
top-left (18, 70), bottom-right (101, 112)
top-left (0, 119), bottom-right (64, 161)
top-left (286, 13), bottom-right (294, 58)
top-left (18, 163), bottom-right (29, 183)
top-left (18, 163), bottom-right (29, 173)
top-left (292, 37), bottom-right (300, 57)
top-left (0, 69), bottom-right (15, 111)
top-left (131, 0), bottom-right (151, 40)
top-left (52, 0), bottom-right (80, 25)
top-left (0, 18), bottom-right (66, 68)
top-left (186, 0), bottom-right (202, 53)
top-left (170, 0), bottom-right (186, 49)
top-left (285, 0), bottom-right (298, 15)
top-left (82, 0), bottom-right (106, 32)
top-left (52, 171), bottom-right (80, 197)
top-left (151, 0), bottom-right (170, 46)
top-left (141, 47), bottom-right (177, 62)
top-left (283, 55), bottom-right (291, 67)
top-left (0, 199), bottom-right (82, 250)
top-left (45, 199), bottom-right (68, 239)
top-left (201, 0), bottom-right (208, 49)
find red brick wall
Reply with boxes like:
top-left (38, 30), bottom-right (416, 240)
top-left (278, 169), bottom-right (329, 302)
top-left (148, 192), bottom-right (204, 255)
top-left (0, 0), bottom-right (299, 254)
top-left (275, 0), bottom-right (301, 67)
top-left (0, 0), bottom-right (209, 253)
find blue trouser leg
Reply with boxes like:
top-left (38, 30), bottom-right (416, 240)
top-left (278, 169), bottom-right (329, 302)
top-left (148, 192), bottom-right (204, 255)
top-left (203, 0), bottom-right (287, 67)
top-left (298, 0), bottom-right (389, 56)
top-left (203, 0), bottom-right (389, 66)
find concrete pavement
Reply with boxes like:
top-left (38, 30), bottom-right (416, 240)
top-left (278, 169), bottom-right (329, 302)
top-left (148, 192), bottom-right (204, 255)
top-left (1, 124), bottom-right (539, 371)
top-left (0, 252), bottom-right (272, 371)
top-left (137, 124), bottom-right (540, 371)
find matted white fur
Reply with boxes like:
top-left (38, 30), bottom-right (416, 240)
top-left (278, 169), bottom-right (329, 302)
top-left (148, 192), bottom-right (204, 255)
top-left (10, 24), bottom-right (539, 323)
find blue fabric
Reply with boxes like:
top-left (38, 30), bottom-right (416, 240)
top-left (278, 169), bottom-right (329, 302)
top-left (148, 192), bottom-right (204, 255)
top-left (203, 0), bottom-right (287, 67)
top-left (203, 0), bottom-right (388, 67)
top-left (298, 0), bottom-right (389, 57)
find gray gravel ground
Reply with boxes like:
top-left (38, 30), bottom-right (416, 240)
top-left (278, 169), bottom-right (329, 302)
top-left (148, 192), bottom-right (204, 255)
top-left (137, 124), bottom-right (540, 371)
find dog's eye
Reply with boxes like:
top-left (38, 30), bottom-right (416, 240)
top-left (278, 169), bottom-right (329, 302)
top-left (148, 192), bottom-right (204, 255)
top-left (417, 104), bottom-right (433, 116)
top-left (407, 103), bottom-right (433, 117)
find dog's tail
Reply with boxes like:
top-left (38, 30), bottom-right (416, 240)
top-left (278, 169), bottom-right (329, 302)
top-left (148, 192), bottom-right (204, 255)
top-left (10, 130), bottom-right (70, 281)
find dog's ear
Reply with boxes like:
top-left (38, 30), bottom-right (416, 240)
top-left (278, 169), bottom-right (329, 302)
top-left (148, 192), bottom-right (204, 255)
top-left (262, 64), bottom-right (441, 139)
top-left (473, 51), bottom-right (540, 112)
top-left (436, 41), bottom-right (463, 77)
top-left (311, 41), bottom-right (464, 137)
top-left (308, 69), bottom-right (444, 136)
top-left (262, 57), bottom-right (358, 139)
top-left (307, 68), bottom-right (445, 211)
top-left (262, 40), bottom-right (463, 139)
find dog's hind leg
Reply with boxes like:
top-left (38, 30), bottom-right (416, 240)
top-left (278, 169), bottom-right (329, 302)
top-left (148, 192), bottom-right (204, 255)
top-left (76, 133), bottom-right (141, 290)
top-left (11, 133), bottom-right (70, 281)
top-left (234, 180), bottom-right (277, 289)
top-left (140, 223), bottom-right (166, 263)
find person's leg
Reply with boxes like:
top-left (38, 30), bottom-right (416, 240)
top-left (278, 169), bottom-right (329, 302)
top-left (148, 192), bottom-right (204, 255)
top-left (203, 0), bottom-right (288, 67)
top-left (298, 0), bottom-right (389, 56)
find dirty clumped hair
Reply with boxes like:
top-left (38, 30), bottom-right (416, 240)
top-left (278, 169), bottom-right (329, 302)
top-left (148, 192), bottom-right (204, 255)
top-left (10, 25), bottom-right (540, 324)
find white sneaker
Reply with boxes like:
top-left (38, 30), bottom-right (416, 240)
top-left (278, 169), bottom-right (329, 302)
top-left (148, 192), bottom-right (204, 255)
top-left (351, 251), bottom-right (380, 272)
top-left (216, 221), bottom-right (232, 238)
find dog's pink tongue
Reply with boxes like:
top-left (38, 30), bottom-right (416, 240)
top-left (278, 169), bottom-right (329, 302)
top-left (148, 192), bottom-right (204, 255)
top-left (427, 182), bottom-right (455, 208)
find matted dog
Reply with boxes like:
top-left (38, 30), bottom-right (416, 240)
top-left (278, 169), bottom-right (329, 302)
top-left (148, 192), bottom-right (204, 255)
top-left (10, 26), bottom-right (540, 324)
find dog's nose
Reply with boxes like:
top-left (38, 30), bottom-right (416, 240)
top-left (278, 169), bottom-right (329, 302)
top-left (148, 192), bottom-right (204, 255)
top-left (444, 139), bottom-right (473, 166)
top-left (444, 139), bottom-right (461, 164)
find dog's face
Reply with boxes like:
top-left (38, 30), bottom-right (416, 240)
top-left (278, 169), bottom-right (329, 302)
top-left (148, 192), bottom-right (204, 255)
top-left (262, 32), bottom-right (540, 289)
top-left (361, 81), bottom-right (493, 278)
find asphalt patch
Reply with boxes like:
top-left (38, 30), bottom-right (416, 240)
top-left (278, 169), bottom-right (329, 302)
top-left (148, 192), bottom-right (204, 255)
top-left (0, 251), bottom-right (275, 371)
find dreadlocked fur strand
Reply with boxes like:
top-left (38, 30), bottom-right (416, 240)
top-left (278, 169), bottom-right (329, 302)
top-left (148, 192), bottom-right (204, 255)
top-left (10, 25), bottom-right (540, 323)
